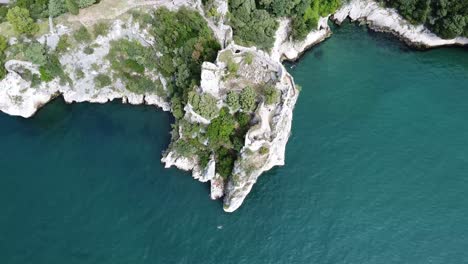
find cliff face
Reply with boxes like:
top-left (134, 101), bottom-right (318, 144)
top-left (0, 0), bottom-right (466, 212)
top-left (333, 0), bottom-right (468, 48)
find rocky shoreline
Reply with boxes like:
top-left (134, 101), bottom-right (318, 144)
top-left (0, 0), bottom-right (466, 212)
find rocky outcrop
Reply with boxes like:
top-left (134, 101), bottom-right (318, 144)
top-left (223, 66), bottom-right (299, 212)
top-left (333, 0), bottom-right (468, 48)
top-left (271, 16), bottom-right (332, 62)
top-left (0, 20), bottom-right (170, 118)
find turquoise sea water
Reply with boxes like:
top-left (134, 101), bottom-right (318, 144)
top-left (1, 23), bottom-right (468, 263)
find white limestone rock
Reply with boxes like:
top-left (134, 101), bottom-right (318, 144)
top-left (333, 0), bottom-right (468, 48)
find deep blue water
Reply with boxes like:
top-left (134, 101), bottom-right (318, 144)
top-left (1, 23), bottom-right (468, 263)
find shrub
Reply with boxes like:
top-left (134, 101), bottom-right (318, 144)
top-left (94, 74), bottom-right (112, 88)
top-left (0, 36), bottom-right (7, 53)
top-left (263, 85), bottom-right (280, 105)
top-left (244, 52), bottom-right (254, 65)
top-left (31, 74), bottom-right (42, 87)
top-left (6, 7), bottom-right (38, 34)
top-left (93, 22), bottom-right (110, 37)
top-left (123, 59), bottom-right (145, 74)
top-left (240, 86), bottom-right (257, 112)
top-left (226, 57), bottom-right (239, 76)
top-left (171, 97), bottom-right (184, 119)
top-left (78, 0), bottom-right (96, 8)
top-left (24, 42), bottom-right (47, 65)
top-left (75, 68), bottom-right (85, 79)
top-left (259, 146), bottom-right (269, 155)
top-left (39, 54), bottom-right (64, 82)
top-left (56, 35), bottom-right (71, 53)
top-left (188, 91), bottom-right (219, 119)
top-left (206, 107), bottom-right (236, 148)
top-left (65, 0), bottom-right (79, 15)
top-left (83, 46), bottom-right (94, 54)
top-left (49, 0), bottom-right (66, 17)
top-left (216, 147), bottom-right (236, 178)
top-left (73, 26), bottom-right (92, 43)
top-left (226, 91), bottom-right (240, 110)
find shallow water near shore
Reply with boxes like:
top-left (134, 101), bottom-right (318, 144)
top-left (1, 23), bottom-right (468, 263)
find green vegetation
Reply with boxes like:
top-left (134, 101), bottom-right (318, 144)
top-left (106, 39), bottom-right (166, 96)
top-left (6, 7), bottom-right (38, 34)
top-left (188, 91), bottom-right (219, 119)
top-left (65, 0), bottom-right (79, 15)
top-left (0, 36), bottom-right (8, 80)
top-left (93, 21), bottom-right (110, 37)
top-left (73, 25), bottom-right (92, 43)
top-left (83, 46), bottom-right (94, 54)
top-left (226, 91), bottom-right (240, 110)
top-left (94, 73), bottom-right (111, 88)
top-left (4, 39), bottom-right (67, 83)
top-left (244, 52), bottom-right (254, 65)
top-left (228, 0), bottom-right (278, 50)
top-left (4, 40), bottom-right (65, 84)
top-left (228, 0), bottom-right (342, 48)
top-left (149, 7), bottom-right (220, 103)
top-left (55, 35), bottom-right (71, 53)
top-left (24, 42), bottom-right (47, 65)
top-left (380, 0), bottom-right (468, 39)
top-left (240, 86), bottom-right (257, 112)
top-left (39, 53), bottom-right (65, 82)
top-left (75, 68), bottom-right (84, 79)
top-left (263, 85), bottom-right (280, 105)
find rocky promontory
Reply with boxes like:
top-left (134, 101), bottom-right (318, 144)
top-left (0, 0), bottom-right (466, 212)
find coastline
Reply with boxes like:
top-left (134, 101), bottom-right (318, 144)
top-left (0, 0), bottom-right (467, 212)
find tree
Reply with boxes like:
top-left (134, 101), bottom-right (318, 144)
top-left (65, 0), bottom-right (80, 15)
top-left (226, 91), bottom-right (240, 110)
top-left (24, 42), bottom-right (47, 65)
top-left (263, 85), bottom-right (280, 105)
top-left (94, 74), bottom-right (112, 88)
top-left (240, 86), bottom-right (257, 112)
top-left (0, 36), bottom-right (7, 53)
top-left (49, 0), bottom-right (66, 17)
top-left (73, 25), bottom-right (92, 43)
top-left (206, 107), bottom-right (236, 148)
top-left (6, 7), bottom-right (38, 34)
top-left (78, 0), bottom-right (96, 8)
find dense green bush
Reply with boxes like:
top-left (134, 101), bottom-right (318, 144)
top-left (229, 0), bottom-right (342, 45)
top-left (65, 0), bottom-right (79, 15)
top-left (188, 91), bottom-right (219, 119)
top-left (73, 26), bottom-right (92, 43)
top-left (83, 46), bottom-right (94, 54)
top-left (39, 54), bottom-right (64, 82)
top-left (0, 6), bottom-right (9, 23)
top-left (0, 36), bottom-right (8, 80)
top-left (263, 85), bottom-right (280, 105)
top-left (24, 42), bottom-right (47, 65)
top-left (380, 0), bottom-right (468, 39)
top-left (78, 0), bottom-right (96, 8)
top-left (150, 7), bottom-right (220, 104)
top-left (206, 107), bottom-right (236, 148)
top-left (94, 73), bottom-right (111, 88)
top-left (55, 35), bottom-right (71, 53)
top-left (228, 0), bottom-right (278, 50)
top-left (14, 0), bottom-right (49, 20)
top-left (7, 6), bottom-right (38, 34)
top-left (240, 86), bottom-right (257, 112)
top-left (93, 21), bottom-right (110, 37)
top-left (0, 36), bottom-right (7, 53)
top-left (216, 147), bottom-right (236, 178)
top-left (49, 0), bottom-right (66, 17)
top-left (226, 90), bottom-right (240, 110)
